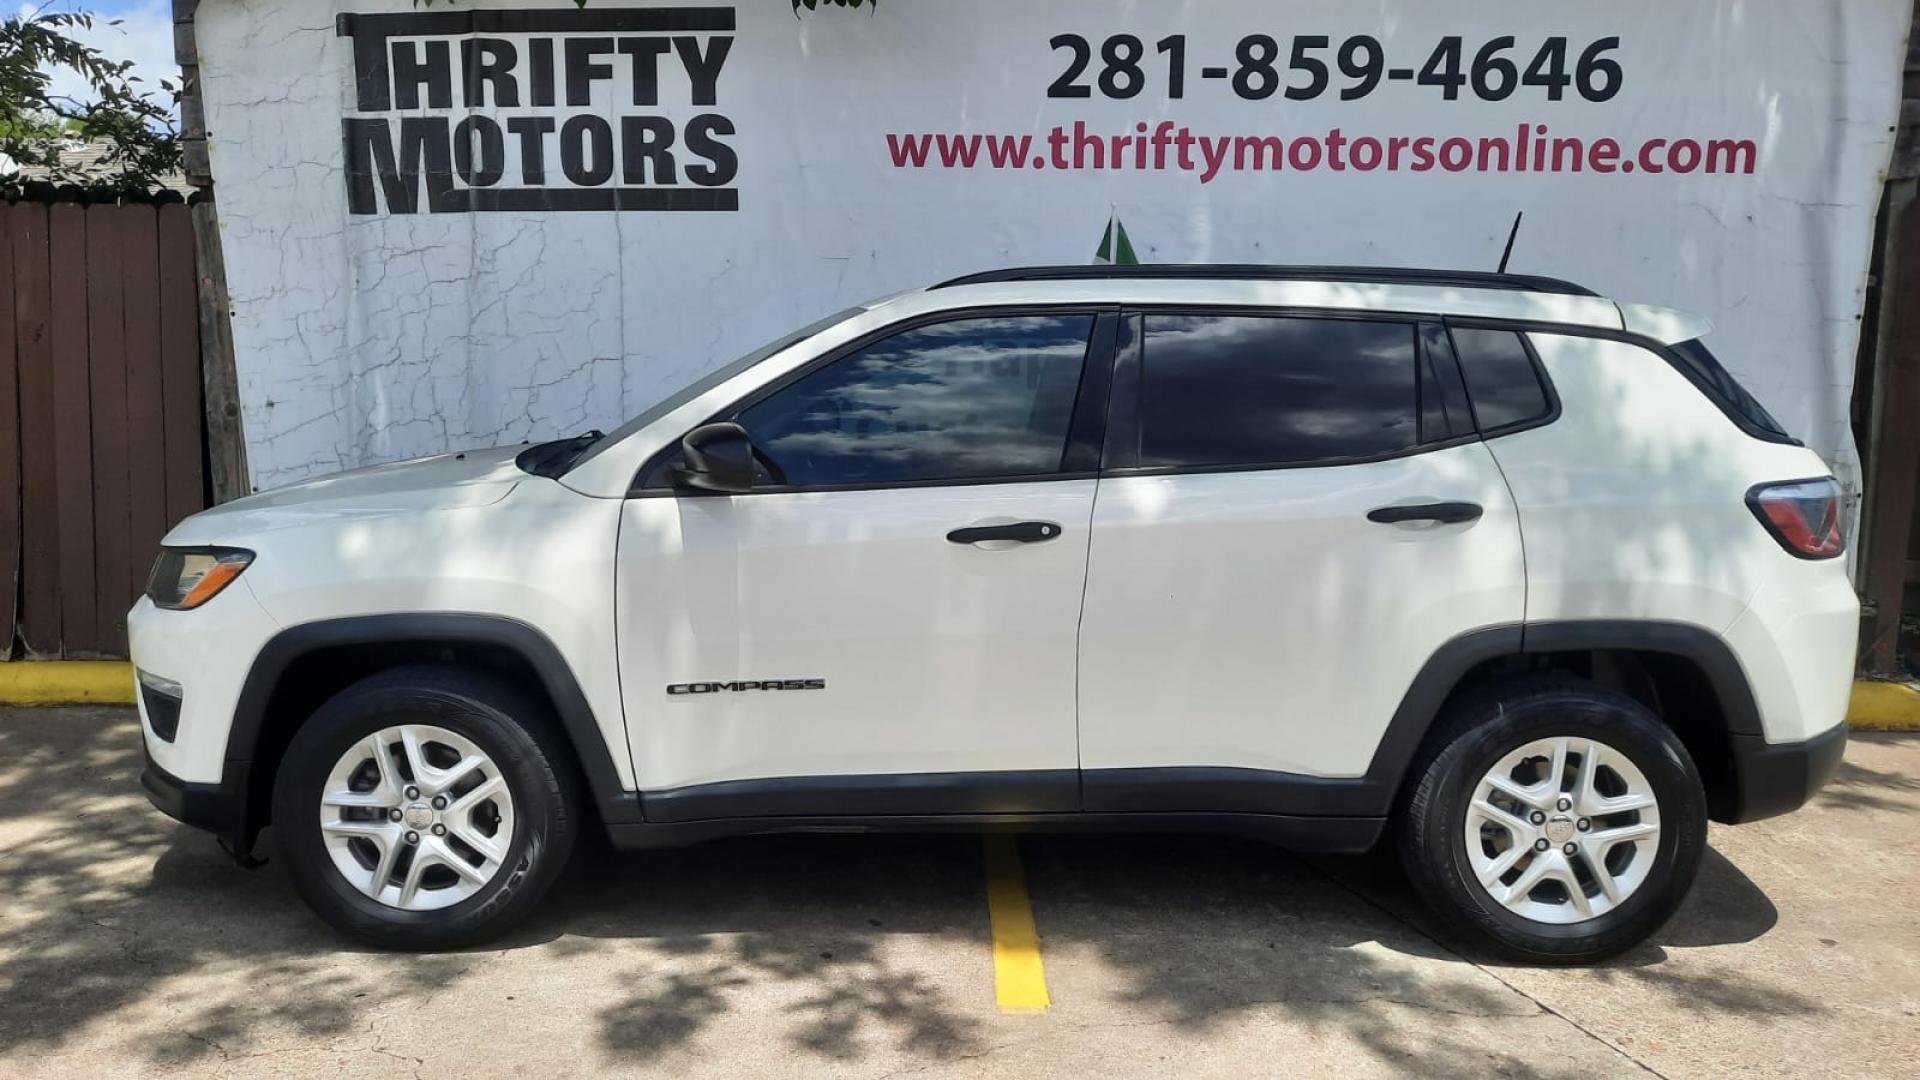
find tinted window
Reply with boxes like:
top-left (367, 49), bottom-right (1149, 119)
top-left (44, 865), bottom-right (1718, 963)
top-left (1669, 338), bottom-right (1790, 439)
top-left (1138, 315), bottom-right (1418, 467)
top-left (575, 305), bottom-right (866, 474)
top-left (1449, 328), bottom-right (1552, 431)
top-left (736, 314), bottom-right (1093, 487)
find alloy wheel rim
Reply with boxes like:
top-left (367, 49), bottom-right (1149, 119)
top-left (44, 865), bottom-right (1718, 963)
top-left (1463, 735), bottom-right (1662, 925)
top-left (318, 724), bottom-right (516, 911)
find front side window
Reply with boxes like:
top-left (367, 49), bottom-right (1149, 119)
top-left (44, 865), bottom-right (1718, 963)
top-left (735, 313), bottom-right (1094, 487)
top-left (1138, 314), bottom-right (1419, 468)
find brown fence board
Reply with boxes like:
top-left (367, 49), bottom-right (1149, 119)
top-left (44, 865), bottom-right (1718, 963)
top-left (0, 207), bottom-right (20, 652)
top-left (121, 207), bottom-right (167, 603)
top-left (48, 204), bottom-right (96, 654)
top-left (86, 205), bottom-right (131, 655)
top-left (4, 200), bottom-right (209, 659)
top-left (11, 203), bottom-right (60, 657)
top-left (157, 205), bottom-right (205, 527)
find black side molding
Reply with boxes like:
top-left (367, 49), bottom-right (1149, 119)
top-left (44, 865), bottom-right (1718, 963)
top-left (608, 812), bottom-right (1385, 854)
top-left (641, 769), bottom-right (1080, 822)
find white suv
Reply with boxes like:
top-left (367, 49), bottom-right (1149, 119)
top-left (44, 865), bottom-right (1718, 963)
top-left (131, 266), bottom-right (1856, 962)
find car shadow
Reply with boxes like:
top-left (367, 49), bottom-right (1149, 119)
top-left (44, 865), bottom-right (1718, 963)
top-left (0, 710), bottom-right (1822, 1075)
top-left (1306, 841), bottom-right (1776, 955)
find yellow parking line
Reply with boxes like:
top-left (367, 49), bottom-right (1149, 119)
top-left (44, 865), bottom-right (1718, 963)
top-left (983, 833), bottom-right (1050, 1013)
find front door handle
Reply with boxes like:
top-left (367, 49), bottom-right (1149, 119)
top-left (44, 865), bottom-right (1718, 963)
top-left (946, 521), bottom-right (1063, 545)
top-left (1366, 501), bottom-right (1484, 525)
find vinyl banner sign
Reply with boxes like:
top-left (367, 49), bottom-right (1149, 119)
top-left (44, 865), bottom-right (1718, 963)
top-left (337, 7), bottom-right (741, 213)
top-left (192, 0), bottom-right (1906, 491)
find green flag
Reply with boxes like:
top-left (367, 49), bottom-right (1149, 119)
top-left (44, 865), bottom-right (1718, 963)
top-left (1094, 214), bottom-right (1141, 265)
top-left (1112, 218), bottom-right (1138, 265)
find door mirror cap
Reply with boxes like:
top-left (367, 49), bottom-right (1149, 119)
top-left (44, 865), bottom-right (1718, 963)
top-left (671, 421), bottom-right (757, 494)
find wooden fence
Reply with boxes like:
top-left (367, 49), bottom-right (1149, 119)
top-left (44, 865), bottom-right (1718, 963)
top-left (1, 200), bottom-right (208, 659)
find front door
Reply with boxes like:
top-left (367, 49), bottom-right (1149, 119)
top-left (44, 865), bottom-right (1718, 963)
top-left (617, 310), bottom-right (1115, 819)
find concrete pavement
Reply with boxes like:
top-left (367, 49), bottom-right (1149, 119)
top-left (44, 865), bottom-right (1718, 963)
top-left (1, 707), bottom-right (1914, 1078)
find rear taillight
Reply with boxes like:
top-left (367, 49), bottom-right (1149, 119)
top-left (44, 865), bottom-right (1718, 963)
top-left (1746, 478), bottom-right (1845, 559)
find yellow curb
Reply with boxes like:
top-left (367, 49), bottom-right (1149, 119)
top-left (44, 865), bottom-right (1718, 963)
top-left (0, 661), bottom-right (137, 705)
top-left (1848, 680), bottom-right (1920, 732)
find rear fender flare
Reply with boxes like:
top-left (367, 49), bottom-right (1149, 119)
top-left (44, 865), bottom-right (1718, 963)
top-left (1364, 619), bottom-right (1760, 805)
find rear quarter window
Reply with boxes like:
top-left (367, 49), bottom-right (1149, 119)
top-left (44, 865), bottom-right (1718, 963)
top-left (1447, 327), bottom-right (1553, 433)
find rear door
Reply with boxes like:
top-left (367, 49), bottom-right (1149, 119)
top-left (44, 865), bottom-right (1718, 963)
top-left (1077, 311), bottom-right (1527, 806)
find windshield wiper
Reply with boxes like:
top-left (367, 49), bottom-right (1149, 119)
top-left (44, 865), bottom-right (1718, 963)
top-left (514, 429), bottom-right (604, 479)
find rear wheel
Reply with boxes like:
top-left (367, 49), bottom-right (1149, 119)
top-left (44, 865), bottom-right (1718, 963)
top-left (272, 666), bottom-right (579, 949)
top-left (1399, 678), bottom-right (1708, 963)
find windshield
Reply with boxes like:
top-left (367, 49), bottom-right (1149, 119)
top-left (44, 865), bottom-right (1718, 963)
top-left (563, 305), bottom-right (869, 473)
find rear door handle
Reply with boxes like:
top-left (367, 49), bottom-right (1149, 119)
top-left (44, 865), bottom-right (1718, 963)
top-left (1366, 501), bottom-right (1484, 525)
top-left (946, 520), bottom-right (1063, 545)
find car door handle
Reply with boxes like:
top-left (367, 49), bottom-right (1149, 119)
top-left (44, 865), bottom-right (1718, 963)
top-left (946, 521), bottom-right (1063, 545)
top-left (1366, 501), bottom-right (1484, 525)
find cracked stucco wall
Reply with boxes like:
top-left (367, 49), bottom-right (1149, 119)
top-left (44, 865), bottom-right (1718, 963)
top-left (194, 0), bottom-right (1907, 492)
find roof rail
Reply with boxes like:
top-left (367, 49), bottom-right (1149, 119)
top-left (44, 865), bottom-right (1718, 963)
top-left (930, 264), bottom-right (1600, 297)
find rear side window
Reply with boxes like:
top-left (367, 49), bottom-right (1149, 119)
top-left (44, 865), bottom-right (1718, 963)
top-left (1448, 327), bottom-right (1552, 432)
top-left (1137, 314), bottom-right (1419, 468)
top-left (1668, 338), bottom-right (1791, 440)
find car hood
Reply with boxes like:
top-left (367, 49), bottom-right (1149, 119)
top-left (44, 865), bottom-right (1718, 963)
top-left (163, 445), bottom-right (527, 544)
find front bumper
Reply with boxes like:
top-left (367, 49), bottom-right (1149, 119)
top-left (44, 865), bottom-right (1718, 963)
top-left (140, 740), bottom-right (260, 862)
top-left (128, 583), bottom-right (280, 787)
top-left (1721, 721), bottom-right (1848, 823)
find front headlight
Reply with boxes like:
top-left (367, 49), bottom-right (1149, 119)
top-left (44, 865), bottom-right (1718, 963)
top-left (145, 547), bottom-right (255, 610)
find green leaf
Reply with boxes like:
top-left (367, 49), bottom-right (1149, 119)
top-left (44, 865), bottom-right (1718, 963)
top-left (1, 10), bottom-right (182, 195)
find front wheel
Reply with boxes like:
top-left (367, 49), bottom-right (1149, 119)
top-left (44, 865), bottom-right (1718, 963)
top-left (272, 666), bottom-right (580, 949)
top-left (1399, 678), bottom-right (1708, 964)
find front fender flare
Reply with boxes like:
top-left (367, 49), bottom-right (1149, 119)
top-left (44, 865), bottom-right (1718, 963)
top-left (228, 614), bottom-right (640, 827)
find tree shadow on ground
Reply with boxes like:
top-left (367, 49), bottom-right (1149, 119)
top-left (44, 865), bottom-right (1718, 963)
top-left (1814, 734), bottom-right (1920, 813)
top-left (543, 831), bottom-right (1600, 1075)
top-left (0, 709), bottom-right (482, 1068)
top-left (0, 709), bottom-right (1829, 1076)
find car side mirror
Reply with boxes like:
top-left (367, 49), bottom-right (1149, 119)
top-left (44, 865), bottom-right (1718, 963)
top-left (671, 422), bottom-right (757, 494)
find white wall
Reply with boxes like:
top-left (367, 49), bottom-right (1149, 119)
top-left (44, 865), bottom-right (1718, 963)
top-left (195, 0), bottom-right (1906, 492)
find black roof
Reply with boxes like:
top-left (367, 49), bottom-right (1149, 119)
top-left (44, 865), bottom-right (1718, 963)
top-left (931, 264), bottom-right (1599, 297)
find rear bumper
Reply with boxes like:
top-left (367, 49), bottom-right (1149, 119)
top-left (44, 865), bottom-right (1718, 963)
top-left (140, 741), bottom-right (257, 859)
top-left (1721, 721), bottom-right (1848, 823)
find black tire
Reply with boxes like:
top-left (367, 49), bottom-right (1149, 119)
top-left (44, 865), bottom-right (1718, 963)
top-left (272, 665), bottom-right (580, 950)
top-left (1398, 676), bottom-right (1708, 964)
